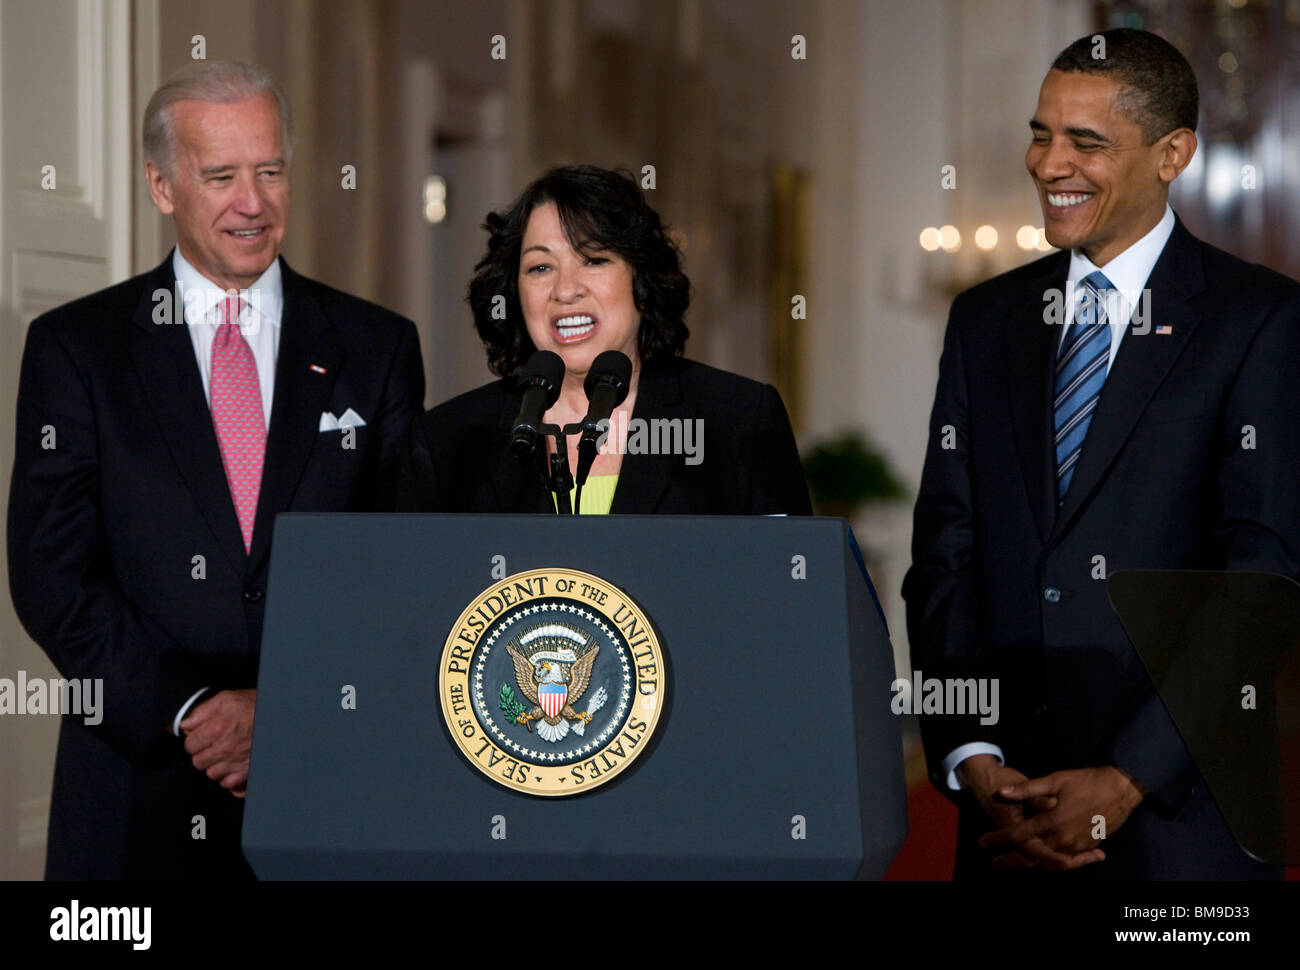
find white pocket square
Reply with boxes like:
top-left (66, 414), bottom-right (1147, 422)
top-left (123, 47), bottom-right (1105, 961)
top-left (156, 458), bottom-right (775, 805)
top-left (319, 409), bottom-right (367, 432)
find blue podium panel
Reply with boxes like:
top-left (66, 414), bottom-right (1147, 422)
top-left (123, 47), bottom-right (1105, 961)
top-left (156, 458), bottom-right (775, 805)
top-left (242, 514), bottom-right (906, 879)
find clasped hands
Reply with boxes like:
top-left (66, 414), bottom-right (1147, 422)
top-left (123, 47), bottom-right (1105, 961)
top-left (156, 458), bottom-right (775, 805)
top-left (959, 754), bottom-right (1146, 871)
top-left (180, 688), bottom-right (256, 798)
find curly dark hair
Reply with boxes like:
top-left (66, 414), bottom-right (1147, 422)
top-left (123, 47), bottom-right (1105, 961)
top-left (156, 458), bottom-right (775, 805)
top-left (467, 165), bottom-right (690, 378)
top-left (1051, 28), bottom-right (1198, 144)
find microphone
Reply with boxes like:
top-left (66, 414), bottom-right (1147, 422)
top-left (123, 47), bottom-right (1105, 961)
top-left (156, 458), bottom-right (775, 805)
top-left (511, 351), bottom-right (565, 459)
top-left (574, 350), bottom-right (632, 487)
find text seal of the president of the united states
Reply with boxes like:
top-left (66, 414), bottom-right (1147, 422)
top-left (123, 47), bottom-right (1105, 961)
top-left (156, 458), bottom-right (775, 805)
top-left (439, 568), bottom-right (666, 796)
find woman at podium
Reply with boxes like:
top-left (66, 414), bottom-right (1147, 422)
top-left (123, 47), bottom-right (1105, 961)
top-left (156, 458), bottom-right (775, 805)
top-left (397, 165), bottom-right (810, 516)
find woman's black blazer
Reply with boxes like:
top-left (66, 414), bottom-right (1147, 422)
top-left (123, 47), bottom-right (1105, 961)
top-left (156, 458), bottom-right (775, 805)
top-left (397, 356), bottom-right (812, 515)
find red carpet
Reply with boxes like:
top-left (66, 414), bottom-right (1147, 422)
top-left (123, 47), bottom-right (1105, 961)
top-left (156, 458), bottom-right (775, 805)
top-left (885, 773), bottom-right (957, 880)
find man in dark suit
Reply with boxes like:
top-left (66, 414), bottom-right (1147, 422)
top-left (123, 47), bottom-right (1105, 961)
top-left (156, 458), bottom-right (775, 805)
top-left (7, 61), bottom-right (424, 878)
top-left (903, 28), bottom-right (1299, 878)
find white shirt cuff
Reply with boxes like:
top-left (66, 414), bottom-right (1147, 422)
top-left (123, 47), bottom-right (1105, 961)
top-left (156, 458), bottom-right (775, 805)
top-left (172, 687), bottom-right (211, 736)
top-left (941, 742), bottom-right (1005, 790)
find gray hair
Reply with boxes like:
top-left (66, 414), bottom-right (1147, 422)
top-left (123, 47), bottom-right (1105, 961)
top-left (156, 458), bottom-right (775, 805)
top-left (143, 60), bottom-right (293, 177)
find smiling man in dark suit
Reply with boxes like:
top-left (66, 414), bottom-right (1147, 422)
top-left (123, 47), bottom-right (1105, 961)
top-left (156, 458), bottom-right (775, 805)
top-left (904, 28), bottom-right (1299, 878)
top-left (7, 61), bottom-right (424, 878)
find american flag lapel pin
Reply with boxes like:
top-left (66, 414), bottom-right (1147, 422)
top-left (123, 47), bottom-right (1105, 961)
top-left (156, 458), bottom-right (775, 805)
top-left (309, 363), bottom-right (328, 374)
top-left (1155, 325), bottom-right (1172, 335)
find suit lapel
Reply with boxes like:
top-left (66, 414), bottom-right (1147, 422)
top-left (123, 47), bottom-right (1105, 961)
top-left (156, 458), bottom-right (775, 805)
top-left (1050, 220), bottom-right (1206, 540)
top-left (608, 360), bottom-right (690, 514)
top-left (1005, 252), bottom-right (1069, 544)
top-left (247, 261), bottom-right (342, 571)
top-left (129, 256), bottom-right (249, 575)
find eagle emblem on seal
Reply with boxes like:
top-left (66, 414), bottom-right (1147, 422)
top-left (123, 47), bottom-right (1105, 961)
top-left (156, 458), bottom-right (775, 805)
top-left (502, 623), bottom-right (608, 743)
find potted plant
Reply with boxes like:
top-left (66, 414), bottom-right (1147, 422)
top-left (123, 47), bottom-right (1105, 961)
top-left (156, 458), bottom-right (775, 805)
top-left (801, 431), bottom-right (907, 520)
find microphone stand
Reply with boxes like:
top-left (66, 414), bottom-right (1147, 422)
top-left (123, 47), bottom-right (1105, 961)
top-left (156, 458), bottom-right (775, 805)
top-left (562, 421), bottom-right (591, 515)
top-left (539, 422), bottom-right (574, 515)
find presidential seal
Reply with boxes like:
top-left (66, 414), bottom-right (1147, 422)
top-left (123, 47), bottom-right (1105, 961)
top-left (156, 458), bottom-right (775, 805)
top-left (438, 568), bottom-right (666, 796)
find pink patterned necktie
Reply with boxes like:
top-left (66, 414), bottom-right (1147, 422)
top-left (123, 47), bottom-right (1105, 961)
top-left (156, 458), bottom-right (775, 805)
top-left (210, 296), bottom-right (265, 553)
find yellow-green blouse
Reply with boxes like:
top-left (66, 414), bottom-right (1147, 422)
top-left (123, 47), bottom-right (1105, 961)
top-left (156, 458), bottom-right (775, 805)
top-left (553, 474), bottom-right (619, 515)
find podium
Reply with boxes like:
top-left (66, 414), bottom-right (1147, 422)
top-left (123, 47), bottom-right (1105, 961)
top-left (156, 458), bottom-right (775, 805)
top-left (242, 514), bottom-right (907, 879)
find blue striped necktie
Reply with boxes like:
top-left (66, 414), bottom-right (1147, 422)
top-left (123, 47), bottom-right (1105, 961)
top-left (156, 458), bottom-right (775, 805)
top-left (1054, 270), bottom-right (1114, 502)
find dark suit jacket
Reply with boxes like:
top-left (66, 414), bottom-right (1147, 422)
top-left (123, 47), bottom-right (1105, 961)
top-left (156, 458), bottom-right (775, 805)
top-left (902, 217), bottom-right (1300, 879)
top-left (398, 356), bottom-right (811, 516)
top-left (7, 253), bottom-right (424, 879)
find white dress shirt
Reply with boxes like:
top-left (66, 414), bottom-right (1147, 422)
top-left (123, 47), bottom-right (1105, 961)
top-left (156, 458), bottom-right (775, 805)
top-left (1056, 204), bottom-right (1176, 371)
top-left (173, 247), bottom-right (283, 428)
top-left (168, 247), bottom-right (283, 735)
top-left (940, 204), bottom-right (1177, 791)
